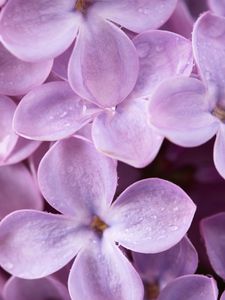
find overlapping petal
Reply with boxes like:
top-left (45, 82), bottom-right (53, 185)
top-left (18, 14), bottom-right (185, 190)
top-left (149, 77), bottom-right (219, 147)
top-left (213, 125), bottom-right (225, 179)
top-left (133, 236), bottom-right (198, 288)
top-left (13, 82), bottom-right (91, 141)
top-left (92, 0), bottom-right (177, 33)
top-left (0, 163), bottom-right (42, 218)
top-left (0, 96), bottom-right (18, 162)
top-left (158, 275), bottom-right (218, 300)
top-left (0, 0), bottom-right (80, 61)
top-left (132, 31), bottom-right (193, 99)
top-left (68, 14), bottom-right (139, 108)
top-left (221, 291), bottom-right (225, 300)
top-left (38, 137), bottom-right (117, 219)
top-left (92, 100), bottom-right (163, 167)
top-left (68, 237), bottom-right (143, 300)
top-left (0, 210), bottom-right (90, 278)
top-left (201, 212), bottom-right (225, 280)
top-left (106, 178), bottom-right (196, 253)
top-left (0, 43), bottom-right (52, 96)
top-left (193, 12), bottom-right (225, 105)
top-left (208, 0), bottom-right (225, 16)
top-left (3, 276), bottom-right (71, 300)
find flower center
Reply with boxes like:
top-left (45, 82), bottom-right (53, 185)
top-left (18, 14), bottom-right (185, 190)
top-left (145, 282), bottom-right (160, 300)
top-left (75, 0), bottom-right (86, 11)
top-left (212, 105), bottom-right (225, 121)
top-left (91, 216), bottom-right (108, 234)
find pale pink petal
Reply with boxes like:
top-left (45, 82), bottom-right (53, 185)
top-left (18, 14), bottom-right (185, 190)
top-left (0, 163), bottom-right (42, 218)
top-left (213, 125), bottom-right (225, 179)
top-left (149, 77), bottom-right (219, 147)
top-left (158, 275), bottom-right (218, 300)
top-left (68, 237), bottom-right (144, 300)
top-left (13, 82), bottom-right (90, 141)
top-left (2, 138), bottom-right (41, 166)
top-left (193, 12), bottom-right (225, 105)
top-left (133, 236), bottom-right (198, 288)
top-left (106, 178), bottom-right (196, 253)
top-left (0, 96), bottom-right (18, 162)
top-left (201, 212), bottom-right (225, 280)
top-left (208, 0), bottom-right (225, 16)
top-left (0, 210), bottom-right (91, 278)
top-left (0, 0), bottom-right (80, 61)
top-left (52, 43), bottom-right (74, 80)
top-left (132, 30), bottom-right (193, 99)
top-left (92, 0), bottom-right (177, 33)
top-left (0, 43), bottom-right (52, 96)
top-left (38, 137), bottom-right (117, 219)
top-left (68, 14), bottom-right (139, 108)
top-left (3, 276), bottom-right (70, 300)
top-left (92, 99), bottom-right (163, 168)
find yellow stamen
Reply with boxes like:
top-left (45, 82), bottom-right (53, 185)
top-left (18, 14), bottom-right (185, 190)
top-left (91, 216), bottom-right (108, 233)
top-left (75, 0), bottom-right (85, 11)
top-left (145, 282), bottom-right (160, 300)
top-left (212, 106), bottom-right (225, 121)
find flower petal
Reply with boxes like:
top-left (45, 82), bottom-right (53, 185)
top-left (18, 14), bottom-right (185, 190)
top-left (214, 124), bottom-right (225, 179)
top-left (38, 137), bottom-right (117, 219)
top-left (68, 237), bottom-right (144, 300)
top-left (0, 0), bottom-right (80, 61)
top-left (221, 291), bottom-right (225, 300)
top-left (106, 178), bottom-right (196, 253)
top-left (92, 99), bottom-right (163, 168)
top-left (132, 30), bottom-right (193, 99)
top-left (149, 77), bottom-right (219, 147)
top-left (193, 12), bottom-right (225, 105)
top-left (68, 14), bottom-right (139, 108)
top-left (0, 96), bottom-right (18, 162)
top-left (201, 212), bottom-right (225, 280)
top-left (158, 275), bottom-right (218, 300)
top-left (3, 276), bottom-right (71, 300)
top-left (92, 0), bottom-right (177, 33)
top-left (208, 0), bottom-right (225, 16)
top-left (133, 236), bottom-right (198, 288)
top-left (0, 210), bottom-right (90, 278)
top-left (13, 82), bottom-right (90, 141)
top-left (0, 163), bottom-right (42, 218)
top-left (0, 43), bottom-right (52, 96)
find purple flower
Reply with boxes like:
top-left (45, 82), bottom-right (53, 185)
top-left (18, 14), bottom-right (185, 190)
top-left (133, 236), bottom-right (198, 299)
top-left (0, 137), bottom-right (196, 300)
top-left (148, 12), bottom-right (225, 179)
top-left (13, 29), bottom-right (192, 167)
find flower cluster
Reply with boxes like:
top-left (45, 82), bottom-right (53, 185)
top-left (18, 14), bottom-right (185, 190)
top-left (0, 0), bottom-right (224, 299)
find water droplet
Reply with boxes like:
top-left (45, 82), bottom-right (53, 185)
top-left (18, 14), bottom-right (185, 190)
top-left (155, 45), bottom-right (163, 52)
top-left (136, 42), bottom-right (150, 58)
top-left (6, 262), bottom-right (13, 270)
top-left (169, 225), bottom-right (178, 231)
top-left (173, 207), bottom-right (179, 212)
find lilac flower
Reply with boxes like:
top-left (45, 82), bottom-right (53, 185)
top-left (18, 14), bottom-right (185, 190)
top-left (3, 276), bottom-right (70, 300)
top-left (208, 0), bottom-right (225, 16)
top-left (133, 236), bottom-right (198, 299)
top-left (157, 275), bottom-right (218, 300)
top-left (0, 137), bottom-right (196, 300)
top-left (148, 12), bottom-right (225, 178)
top-left (13, 29), bottom-right (192, 167)
top-left (0, 95), bottom-right (40, 166)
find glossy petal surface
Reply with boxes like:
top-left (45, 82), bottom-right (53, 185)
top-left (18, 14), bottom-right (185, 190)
top-left (0, 0), bottom-right (79, 61)
top-left (201, 212), bottom-right (225, 280)
top-left (133, 236), bottom-right (198, 288)
top-left (0, 210), bottom-right (90, 278)
top-left (0, 43), bottom-right (52, 96)
top-left (93, 0), bottom-right (177, 33)
top-left (92, 100), bottom-right (163, 167)
top-left (68, 14), bottom-right (139, 108)
top-left (68, 237), bottom-right (144, 300)
top-left (38, 137), bottom-right (117, 219)
top-left (107, 178), bottom-right (196, 253)
top-left (3, 276), bottom-right (70, 300)
top-left (14, 82), bottom-right (89, 141)
top-left (193, 12), bottom-right (225, 105)
top-left (158, 275), bottom-right (218, 300)
top-left (132, 30), bottom-right (193, 99)
top-left (149, 77), bottom-right (219, 147)
top-left (0, 163), bottom-right (42, 218)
